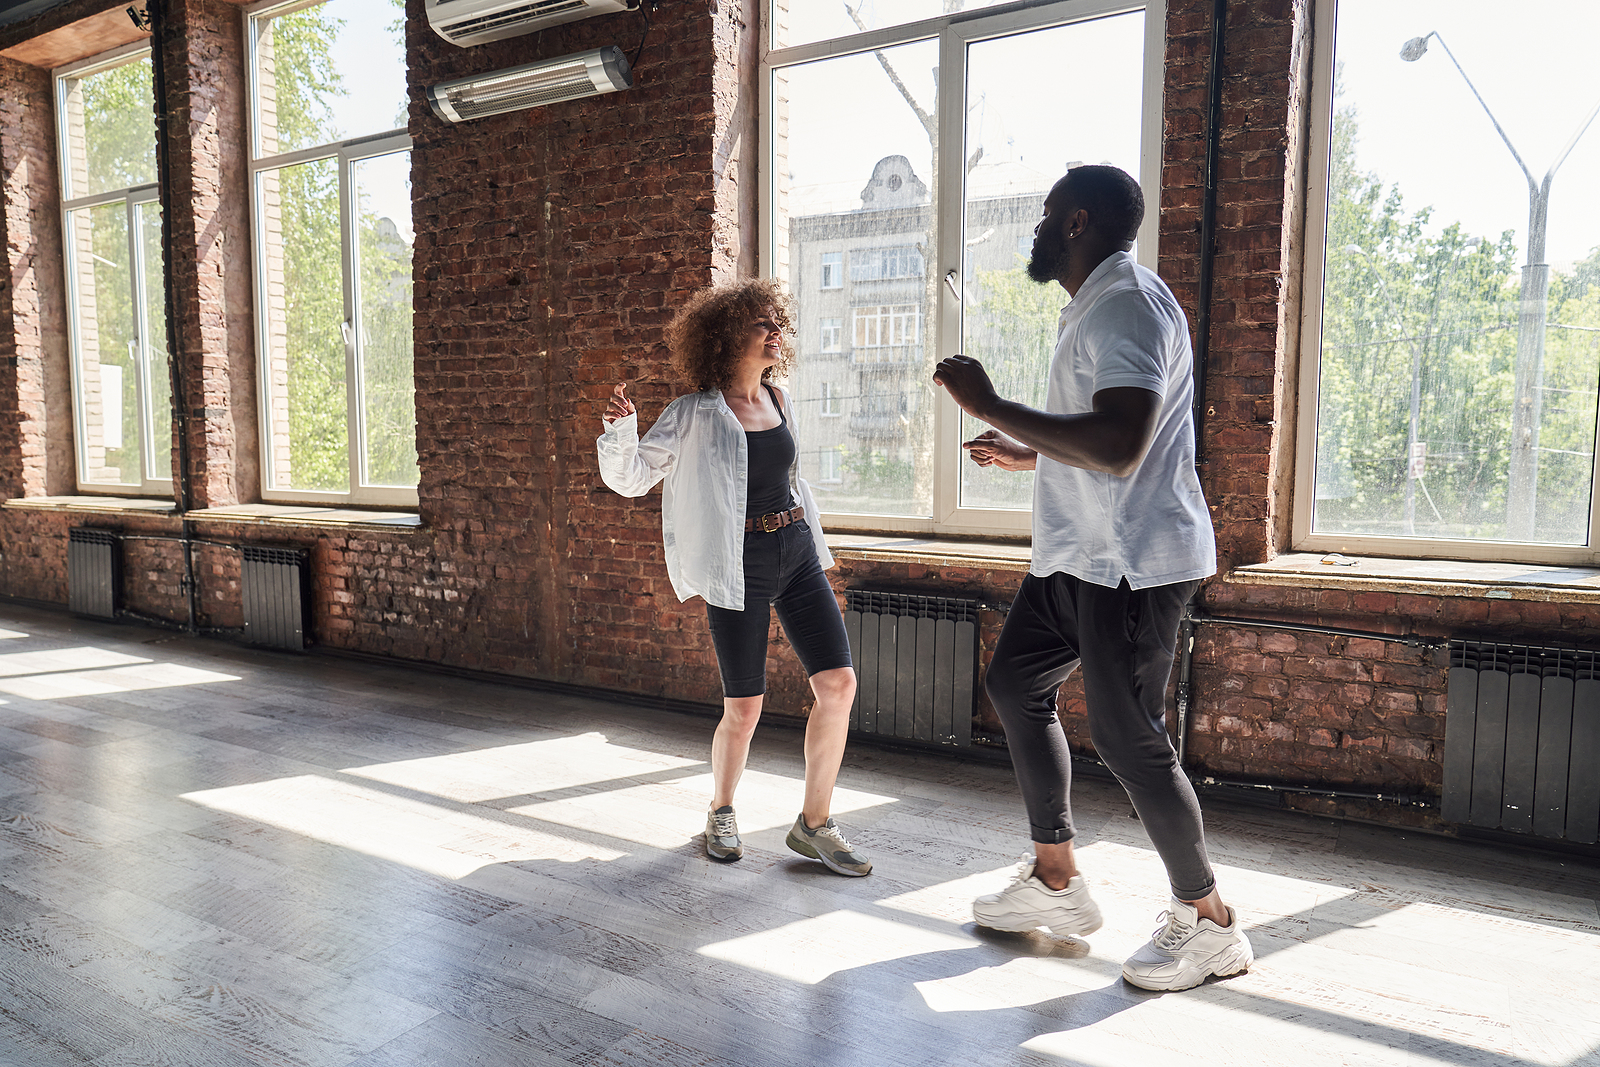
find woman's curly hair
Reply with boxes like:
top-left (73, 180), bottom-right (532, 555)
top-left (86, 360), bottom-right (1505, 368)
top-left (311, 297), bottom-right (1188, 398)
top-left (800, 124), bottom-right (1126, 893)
top-left (667, 277), bottom-right (796, 392)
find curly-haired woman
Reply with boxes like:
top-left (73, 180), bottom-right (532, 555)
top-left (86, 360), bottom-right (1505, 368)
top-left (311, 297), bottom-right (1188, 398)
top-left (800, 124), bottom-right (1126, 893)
top-left (597, 277), bottom-right (870, 877)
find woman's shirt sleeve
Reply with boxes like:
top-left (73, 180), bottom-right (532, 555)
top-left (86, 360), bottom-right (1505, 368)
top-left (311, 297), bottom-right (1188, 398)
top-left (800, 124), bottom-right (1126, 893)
top-left (597, 400), bottom-right (683, 497)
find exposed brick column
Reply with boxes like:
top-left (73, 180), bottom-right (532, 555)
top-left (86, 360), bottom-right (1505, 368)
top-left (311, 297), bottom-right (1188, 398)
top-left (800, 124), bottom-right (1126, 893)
top-left (0, 57), bottom-right (73, 499)
top-left (1160, 0), bottom-right (1310, 570)
top-left (159, 0), bottom-right (258, 508)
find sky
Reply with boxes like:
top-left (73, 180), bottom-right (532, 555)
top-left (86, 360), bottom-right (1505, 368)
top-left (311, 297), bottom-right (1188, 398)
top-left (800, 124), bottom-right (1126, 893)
top-left (318, 0), bottom-right (412, 240)
top-left (1334, 0), bottom-right (1600, 269)
top-left (780, 10), bottom-right (1146, 214)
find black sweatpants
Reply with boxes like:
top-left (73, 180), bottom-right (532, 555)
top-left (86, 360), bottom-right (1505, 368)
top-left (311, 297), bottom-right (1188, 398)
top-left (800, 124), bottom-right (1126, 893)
top-left (985, 572), bottom-right (1215, 900)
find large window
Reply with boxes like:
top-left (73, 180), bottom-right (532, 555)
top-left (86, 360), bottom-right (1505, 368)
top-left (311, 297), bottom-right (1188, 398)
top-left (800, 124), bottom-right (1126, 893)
top-left (248, 0), bottom-right (415, 504)
top-left (1297, 0), bottom-right (1600, 563)
top-left (56, 46), bottom-right (172, 494)
top-left (764, 0), bottom-right (1164, 534)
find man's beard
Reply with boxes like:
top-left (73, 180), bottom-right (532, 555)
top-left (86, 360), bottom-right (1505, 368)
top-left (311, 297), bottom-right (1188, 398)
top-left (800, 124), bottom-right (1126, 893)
top-left (1026, 227), bottom-right (1069, 284)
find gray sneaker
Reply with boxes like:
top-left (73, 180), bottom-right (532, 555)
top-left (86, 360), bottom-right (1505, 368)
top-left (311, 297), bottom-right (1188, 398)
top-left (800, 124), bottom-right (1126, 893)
top-left (785, 814), bottom-right (872, 876)
top-left (705, 805), bottom-right (742, 861)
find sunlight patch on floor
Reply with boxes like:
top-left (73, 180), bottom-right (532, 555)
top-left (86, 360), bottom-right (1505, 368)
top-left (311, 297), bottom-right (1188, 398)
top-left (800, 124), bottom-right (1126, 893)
top-left (182, 773), bottom-right (629, 879)
top-left (0, 646), bottom-right (150, 677)
top-left (697, 909), bottom-right (975, 984)
top-left (342, 731), bottom-right (704, 803)
top-left (0, 662), bottom-right (239, 700)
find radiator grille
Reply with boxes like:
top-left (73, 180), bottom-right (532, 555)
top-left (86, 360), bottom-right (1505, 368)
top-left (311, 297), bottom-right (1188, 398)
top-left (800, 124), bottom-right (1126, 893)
top-left (1443, 639), bottom-right (1600, 843)
top-left (240, 546), bottom-right (309, 651)
top-left (843, 590), bottom-right (978, 748)
top-left (67, 527), bottom-right (120, 620)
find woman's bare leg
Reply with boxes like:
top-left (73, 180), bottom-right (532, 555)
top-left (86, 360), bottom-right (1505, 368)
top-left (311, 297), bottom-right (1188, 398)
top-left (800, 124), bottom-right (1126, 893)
top-left (711, 695), bottom-right (764, 808)
top-left (800, 666), bottom-right (856, 827)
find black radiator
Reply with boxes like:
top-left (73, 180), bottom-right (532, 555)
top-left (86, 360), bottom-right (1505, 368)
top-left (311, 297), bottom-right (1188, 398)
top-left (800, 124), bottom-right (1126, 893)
top-left (843, 590), bottom-right (978, 748)
top-left (1443, 640), bottom-right (1600, 844)
top-left (240, 545), bottom-right (310, 650)
top-left (67, 527), bottom-right (120, 620)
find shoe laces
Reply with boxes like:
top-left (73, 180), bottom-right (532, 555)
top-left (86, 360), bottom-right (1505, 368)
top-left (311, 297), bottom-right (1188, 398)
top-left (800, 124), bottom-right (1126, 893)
top-left (711, 810), bottom-right (738, 837)
top-left (817, 821), bottom-right (855, 851)
top-left (1151, 909), bottom-right (1194, 949)
top-left (1005, 853), bottom-right (1038, 888)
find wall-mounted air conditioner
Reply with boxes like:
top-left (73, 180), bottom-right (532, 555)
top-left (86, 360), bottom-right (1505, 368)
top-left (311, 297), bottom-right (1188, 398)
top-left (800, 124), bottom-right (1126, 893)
top-left (426, 0), bottom-right (637, 48)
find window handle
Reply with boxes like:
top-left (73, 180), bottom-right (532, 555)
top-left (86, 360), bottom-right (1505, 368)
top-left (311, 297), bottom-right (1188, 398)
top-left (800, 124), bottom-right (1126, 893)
top-left (341, 320), bottom-right (353, 346)
top-left (943, 269), bottom-right (960, 302)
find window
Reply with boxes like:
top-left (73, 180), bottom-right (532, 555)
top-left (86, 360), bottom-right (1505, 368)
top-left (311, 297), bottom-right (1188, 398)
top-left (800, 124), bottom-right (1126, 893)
top-left (819, 251), bottom-right (843, 289)
top-left (819, 317), bottom-right (843, 352)
top-left (820, 381), bottom-right (842, 416)
top-left (852, 305), bottom-right (921, 352)
top-left (1296, 0), bottom-right (1600, 563)
top-left (765, 0), bottom-right (1162, 533)
top-left (819, 447), bottom-right (844, 483)
top-left (56, 46), bottom-right (172, 493)
top-left (249, 0), bottom-right (415, 504)
top-left (850, 245), bottom-right (924, 282)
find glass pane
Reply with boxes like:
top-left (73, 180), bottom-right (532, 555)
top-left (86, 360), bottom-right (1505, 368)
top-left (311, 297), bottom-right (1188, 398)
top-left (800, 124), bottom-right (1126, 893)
top-left (958, 12), bottom-right (1146, 510)
top-left (352, 150), bottom-right (417, 487)
top-left (255, 0), bottom-right (407, 157)
top-left (772, 0), bottom-right (1013, 50)
top-left (778, 41), bottom-right (939, 519)
top-left (61, 56), bottom-right (157, 198)
top-left (70, 204), bottom-right (138, 485)
top-left (259, 157), bottom-right (349, 492)
top-left (136, 201), bottom-right (173, 482)
top-left (1313, 0), bottom-right (1600, 544)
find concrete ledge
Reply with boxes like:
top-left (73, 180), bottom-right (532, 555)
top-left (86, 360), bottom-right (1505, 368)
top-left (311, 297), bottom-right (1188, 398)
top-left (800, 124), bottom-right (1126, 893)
top-left (826, 532), bottom-right (1031, 571)
top-left (1228, 552), bottom-right (1600, 604)
top-left (187, 505), bottom-right (423, 530)
top-left (3, 495), bottom-right (176, 515)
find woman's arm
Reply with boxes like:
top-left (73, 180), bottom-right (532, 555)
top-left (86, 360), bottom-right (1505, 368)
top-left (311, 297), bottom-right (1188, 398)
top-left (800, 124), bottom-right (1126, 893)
top-left (597, 383), bottom-right (680, 497)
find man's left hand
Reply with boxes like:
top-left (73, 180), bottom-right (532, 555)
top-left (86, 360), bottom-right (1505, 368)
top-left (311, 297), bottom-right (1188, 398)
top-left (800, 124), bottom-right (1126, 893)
top-left (933, 355), bottom-right (1000, 420)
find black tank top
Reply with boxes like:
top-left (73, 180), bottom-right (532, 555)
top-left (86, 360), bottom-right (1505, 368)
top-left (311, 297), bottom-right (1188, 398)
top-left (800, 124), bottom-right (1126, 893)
top-left (745, 383), bottom-right (796, 519)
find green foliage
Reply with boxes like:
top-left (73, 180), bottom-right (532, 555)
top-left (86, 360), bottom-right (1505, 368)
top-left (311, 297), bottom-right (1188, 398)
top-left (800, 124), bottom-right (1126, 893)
top-left (262, 6), bottom-right (346, 151)
top-left (1310, 84), bottom-right (1600, 543)
top-left (79, 59), bottom-right (156, 194)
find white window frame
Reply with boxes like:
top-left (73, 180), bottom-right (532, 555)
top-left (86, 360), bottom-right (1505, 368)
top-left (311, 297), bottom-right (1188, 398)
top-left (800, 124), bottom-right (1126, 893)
top-left (761, 0), bottom-right (1166, 537)
top-left (820, 381), bottom-right (843, 416)
top-left (55, 43), bottom-right (173, 496)
top-left (1291, 0), bottom-right (1597, 565)
top-left (819, 250), bottom-right (843, 289)
top-left (246, 0), bottom-right (416, 507)
top-left (819, 317), bottom-right (843, 352)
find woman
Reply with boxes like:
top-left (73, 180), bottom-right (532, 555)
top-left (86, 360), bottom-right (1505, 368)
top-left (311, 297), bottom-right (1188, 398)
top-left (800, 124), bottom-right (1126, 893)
top-left (597, 277), bottom-right (869, 877)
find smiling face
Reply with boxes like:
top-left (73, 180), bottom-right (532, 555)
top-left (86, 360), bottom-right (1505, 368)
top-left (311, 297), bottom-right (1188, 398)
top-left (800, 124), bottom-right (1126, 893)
top-left (738, 308), bottom-right (785, 371)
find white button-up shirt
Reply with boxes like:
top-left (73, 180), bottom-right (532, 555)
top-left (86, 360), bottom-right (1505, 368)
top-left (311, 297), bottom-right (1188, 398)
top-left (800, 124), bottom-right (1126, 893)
top-left (597, 385), bottom-right (834, 611)
top-left (1031, 252), bottom-right (1217, 589)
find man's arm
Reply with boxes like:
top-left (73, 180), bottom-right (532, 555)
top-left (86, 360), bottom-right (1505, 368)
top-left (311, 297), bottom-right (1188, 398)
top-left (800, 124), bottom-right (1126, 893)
top-left (934, 355), bottom-right (1159, 478)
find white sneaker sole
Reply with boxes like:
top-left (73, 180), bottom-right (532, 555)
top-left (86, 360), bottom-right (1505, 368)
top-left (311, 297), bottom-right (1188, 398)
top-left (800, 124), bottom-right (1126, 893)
top-left (972, 907), bottom-right (1104, 938)
top-left (1122, 939), bottom-right (1253, 991)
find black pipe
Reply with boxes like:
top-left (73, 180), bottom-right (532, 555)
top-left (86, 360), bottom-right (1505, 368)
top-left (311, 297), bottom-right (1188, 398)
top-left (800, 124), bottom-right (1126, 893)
top-left (1192, 0), bottom-right (1227, 466)
top-left (146, 0), bottom-right (200, 635)
top-left (1186, 608), bottom-right (1449, 651)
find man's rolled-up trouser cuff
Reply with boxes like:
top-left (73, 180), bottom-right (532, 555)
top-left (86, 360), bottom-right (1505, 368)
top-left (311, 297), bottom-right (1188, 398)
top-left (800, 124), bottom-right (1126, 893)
top-left (1029, 824), bottom-right (1074, 845)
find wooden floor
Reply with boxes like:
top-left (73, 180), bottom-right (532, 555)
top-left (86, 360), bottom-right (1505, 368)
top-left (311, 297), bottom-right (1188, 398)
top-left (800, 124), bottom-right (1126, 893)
top-left (0, 604), bottom-right (1596, 1067)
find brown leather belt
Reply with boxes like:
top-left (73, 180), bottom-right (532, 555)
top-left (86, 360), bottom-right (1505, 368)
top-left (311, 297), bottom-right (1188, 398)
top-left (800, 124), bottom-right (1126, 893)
top-left (745, 505), bottom-right (804, 533)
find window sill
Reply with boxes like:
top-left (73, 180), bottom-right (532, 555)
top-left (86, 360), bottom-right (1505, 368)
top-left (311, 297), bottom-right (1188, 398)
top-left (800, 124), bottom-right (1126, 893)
top-left (1228, 552), bottom-right (1600, 604)
top-left (826, 532), bottom-right (1032, 571)
top-left (3, 495), bottom-right (176, 516)
top-left (187, 505), bottom-right (422, 531)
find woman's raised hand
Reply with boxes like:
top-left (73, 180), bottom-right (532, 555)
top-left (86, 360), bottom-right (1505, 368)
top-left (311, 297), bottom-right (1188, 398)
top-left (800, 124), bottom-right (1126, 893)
top-left (603, 382), bottom-right (636, 425)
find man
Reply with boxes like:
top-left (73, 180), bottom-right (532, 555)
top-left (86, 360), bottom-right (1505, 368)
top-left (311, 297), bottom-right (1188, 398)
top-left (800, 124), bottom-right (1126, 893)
top-left (932, 164), bottom-right (1251, 991)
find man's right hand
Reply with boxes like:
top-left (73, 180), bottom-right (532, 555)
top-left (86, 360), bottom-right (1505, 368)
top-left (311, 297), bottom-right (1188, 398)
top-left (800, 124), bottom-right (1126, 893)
top-left (963, 430), bottom-right (1036, 471)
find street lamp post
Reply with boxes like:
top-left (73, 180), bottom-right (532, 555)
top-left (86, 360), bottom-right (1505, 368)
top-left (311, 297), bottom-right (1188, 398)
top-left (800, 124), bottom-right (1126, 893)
top-left (1402, 32), bottom-right (1600, 541)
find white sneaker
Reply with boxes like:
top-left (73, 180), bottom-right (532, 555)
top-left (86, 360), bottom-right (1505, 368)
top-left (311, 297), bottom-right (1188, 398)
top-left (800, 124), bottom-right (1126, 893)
top-left (1122, 898), bottom-right (1253, 991)
top-left (972, 856), bottom-right (1104, 937)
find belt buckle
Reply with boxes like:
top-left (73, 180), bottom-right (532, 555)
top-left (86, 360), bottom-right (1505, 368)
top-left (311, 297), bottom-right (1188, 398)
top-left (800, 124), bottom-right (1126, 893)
top-left (761, 512), bottom-right (782, 533)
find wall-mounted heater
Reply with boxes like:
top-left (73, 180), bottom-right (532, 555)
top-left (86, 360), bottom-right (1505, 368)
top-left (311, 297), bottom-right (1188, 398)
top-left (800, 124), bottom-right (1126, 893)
top-left (427, 0), bottom-right (636, 48)
top-left (844, 590), bottom-right (979, 749)
top-left (427, 47), bottom-right (634, 122)
top-left (67, 527), bottom-right (120, 620)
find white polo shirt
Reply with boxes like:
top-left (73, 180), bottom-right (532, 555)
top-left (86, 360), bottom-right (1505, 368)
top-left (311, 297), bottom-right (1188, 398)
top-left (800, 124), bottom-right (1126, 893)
top-left (1030, 251), bottom-right (1217, 590)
